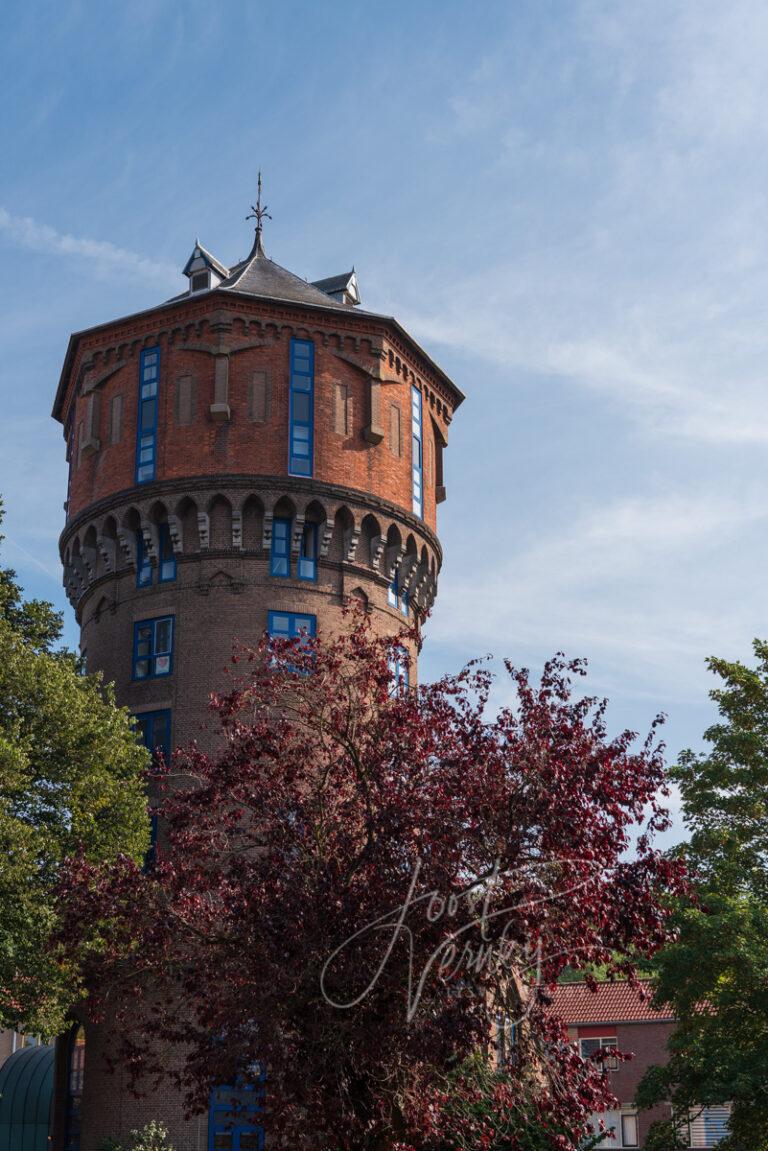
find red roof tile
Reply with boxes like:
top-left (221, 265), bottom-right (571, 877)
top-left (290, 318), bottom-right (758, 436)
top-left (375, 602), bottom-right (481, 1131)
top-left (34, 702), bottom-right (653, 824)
top-left (549, 980), bottom-right (675, 1024)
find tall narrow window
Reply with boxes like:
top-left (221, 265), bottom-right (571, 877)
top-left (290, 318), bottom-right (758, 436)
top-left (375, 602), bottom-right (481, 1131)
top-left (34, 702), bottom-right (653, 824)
top-left (411, 386), bottom-right (423, 517)
top-left (298, 522), bottom-right (318, 581)
top-left (133, 616), bottom-right (174, 680)
top-left (289, 340), bottom-right (314, 477)
top-left (64, 1025), bottom-right (85, 1151)
top-left (134, 710), bottom-right (171, 857)
top-left (270, 518), bottom-right (291, 577)
top-left (136, 347), bottom-right (160, 484)
top-left (136, 531), bottom-right (152, 587)
top-left (158, 523), bottom-right (176, 582)
top-left (388, 645), bottom-right (409, 694)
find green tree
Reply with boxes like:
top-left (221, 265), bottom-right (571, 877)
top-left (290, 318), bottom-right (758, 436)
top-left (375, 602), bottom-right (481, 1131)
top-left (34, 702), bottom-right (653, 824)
top-left (637, 640), bottom-right (768, 1150)
top-left (0, 499), bottom-right (150, 1035)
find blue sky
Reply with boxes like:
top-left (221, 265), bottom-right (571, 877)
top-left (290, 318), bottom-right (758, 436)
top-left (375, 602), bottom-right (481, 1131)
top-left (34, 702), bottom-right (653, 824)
top-left (3, 0), bottom-right (768, 839)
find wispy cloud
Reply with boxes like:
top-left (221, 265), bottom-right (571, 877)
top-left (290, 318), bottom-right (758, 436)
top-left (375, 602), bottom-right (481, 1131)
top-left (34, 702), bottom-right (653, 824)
top-left (431, 487), bottom-right (768, 702)
top-left (381, 0), bottom-right (768, 446)
top-left (0, 207), bottom-right (178, 288)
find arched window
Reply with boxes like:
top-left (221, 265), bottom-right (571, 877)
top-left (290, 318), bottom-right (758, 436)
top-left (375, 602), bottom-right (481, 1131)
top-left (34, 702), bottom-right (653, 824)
top-left (64, 1024), bottom-right (85, 1151)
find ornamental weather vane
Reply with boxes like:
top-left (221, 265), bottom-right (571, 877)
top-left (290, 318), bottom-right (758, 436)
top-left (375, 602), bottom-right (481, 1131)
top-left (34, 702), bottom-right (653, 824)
top-left (246, 172), bottom-right (272, 245)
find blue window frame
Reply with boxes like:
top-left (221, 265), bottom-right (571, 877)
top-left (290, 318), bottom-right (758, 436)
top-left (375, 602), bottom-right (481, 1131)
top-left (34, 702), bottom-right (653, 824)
top-left (268, 611), bottom-right (316, 643)
top-left (387, 569), bottom-right (409, 616)
top-left (388, 645), bottom-right (410, 694)
top-left (136, 531), bottom-right (152, 587)
top-left (136, 347), bottom-right (160, 484)
top-left (159, 523), bottom-right (176, 582)
top-left (270, 517), bottom-right (291, 577)
top-left (411, 385), bottom-right (423, 517)
top-left (134, 710), bottom-right (171, 855)
top-left (133, 616), bottom-right (174, 680)
top-left (297, 522), bottom-right (318, 581)
top-left (209, 1070), bottom-right (265, 1151)
top-left (134, 710), bottom-right (171, 764)
top-left (136, 524), bottom-right (176, 587)
top-left (288, 339), bottom-right (314, 477)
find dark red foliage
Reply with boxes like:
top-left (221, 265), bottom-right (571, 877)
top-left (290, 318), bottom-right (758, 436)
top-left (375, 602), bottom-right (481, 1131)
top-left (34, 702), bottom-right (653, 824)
top-left (56, 614), bottom-right (685, 1150)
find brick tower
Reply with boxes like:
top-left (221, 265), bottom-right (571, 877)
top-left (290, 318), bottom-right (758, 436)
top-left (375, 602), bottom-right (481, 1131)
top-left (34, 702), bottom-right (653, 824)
top-left (51, 197), bottom-right (463, 1151)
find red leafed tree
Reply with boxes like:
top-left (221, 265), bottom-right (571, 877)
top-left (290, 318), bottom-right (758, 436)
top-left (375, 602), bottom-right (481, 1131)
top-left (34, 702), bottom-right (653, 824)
top-left (57, 615), bottom-right (685, 1150)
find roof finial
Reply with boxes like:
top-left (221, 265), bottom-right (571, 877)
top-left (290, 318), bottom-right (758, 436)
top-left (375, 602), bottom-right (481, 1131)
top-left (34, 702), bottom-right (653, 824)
top-left (246, 171), bottom-right (271, 255)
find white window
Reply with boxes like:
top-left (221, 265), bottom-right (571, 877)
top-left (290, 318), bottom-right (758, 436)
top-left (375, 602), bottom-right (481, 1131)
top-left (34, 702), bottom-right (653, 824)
top-left (579, 1036), bottom-right (619, 1071)
top-left (689, 1105), bottom-right (731, 1148)
top-left (587, 1108), bottom-right (639, 1148)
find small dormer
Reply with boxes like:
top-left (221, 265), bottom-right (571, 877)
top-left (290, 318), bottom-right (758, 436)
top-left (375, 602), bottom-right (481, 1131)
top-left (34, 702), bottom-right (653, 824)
top-left (311, 269), bottom-right (361, 307)
top-left (183, 241), bottom-right (230, 295)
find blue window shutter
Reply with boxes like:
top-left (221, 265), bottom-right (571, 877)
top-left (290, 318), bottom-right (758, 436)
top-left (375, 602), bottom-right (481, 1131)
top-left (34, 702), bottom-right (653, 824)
top-left (158, 523), bottom-right (176, 582)
top-left (411, 386), bottom-right (423, 517)
top-left (136, 530), bottom-right (153, 587)
top-left (133, 709), bottom-right (172, 862)
top-left (270, 518), bottom-right (291, 577)
top-left (297, 522), bottom-right (318, 581)
top-left (388, 569), bottom-right (399, 607)
top-left (135, 347), bottom-right (160, 484)
top-left (288, 340), bottom-right (314, 477)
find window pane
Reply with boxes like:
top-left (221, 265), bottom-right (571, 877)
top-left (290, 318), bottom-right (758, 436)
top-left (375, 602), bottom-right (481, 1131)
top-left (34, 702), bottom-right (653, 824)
top-left (213, 1136), bottom-right (233, 1150)
top-left (271, 557), bottom-right (289, 576)
top-left (155, 619), bottom-right (172, 652)
top-left (291, 374), bottom-right (311, 391)
top-left (621, 1114), bottom-right (639, 1147)
top-left (238, 1133), bottom-right (263, 1151)
top-left (134, 659), bottom-right (150, 679)
top-left (292, 392), bottom-right (311, 421)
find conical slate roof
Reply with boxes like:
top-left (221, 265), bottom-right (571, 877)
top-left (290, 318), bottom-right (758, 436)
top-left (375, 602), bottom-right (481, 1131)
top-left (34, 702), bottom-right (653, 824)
top-left (219, 233), bottom-right (350, 310)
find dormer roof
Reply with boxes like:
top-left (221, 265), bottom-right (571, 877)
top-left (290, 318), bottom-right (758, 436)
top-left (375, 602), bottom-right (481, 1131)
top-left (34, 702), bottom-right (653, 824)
top-left (311, 270), bottom-right (360, 306)
top-left (182, 241), bottom-right (230, 280)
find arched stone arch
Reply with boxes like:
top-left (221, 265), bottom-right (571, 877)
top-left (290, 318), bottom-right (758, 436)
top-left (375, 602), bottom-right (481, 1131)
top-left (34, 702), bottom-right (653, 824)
top-left (385, 523), bottom-right (404, 579)
top-left (359, 513), bottom-right (383, 570)
top-left (208, 494), bottom-right (233, 551)
top-left (97, 515), bottom-right (118, 575)
top-left (347, 586), bottom-right (370, 612)
top-left (331, 505), bottom-right (358, 563)
top-left (82, 524), bottom-right (98, 582)
top-left (241, 494), bottom-right (264, 551)
top-left (176, 496), bottom-right (199, 554)
top-left (399, 533), bottom-right (420, 596)
top-left (117, 507), bottom-right (141, 568)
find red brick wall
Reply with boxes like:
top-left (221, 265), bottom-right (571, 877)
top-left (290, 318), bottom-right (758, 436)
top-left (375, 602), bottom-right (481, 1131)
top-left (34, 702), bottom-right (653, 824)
top-left (576, 1021), bottom-right (675, 1146)
top-left (62, 297), bottom-right (456, 534)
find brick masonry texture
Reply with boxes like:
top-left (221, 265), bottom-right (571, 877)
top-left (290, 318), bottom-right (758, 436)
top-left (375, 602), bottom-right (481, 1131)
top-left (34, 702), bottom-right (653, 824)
top-left (51, 285), bottom-right (460, 1151)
